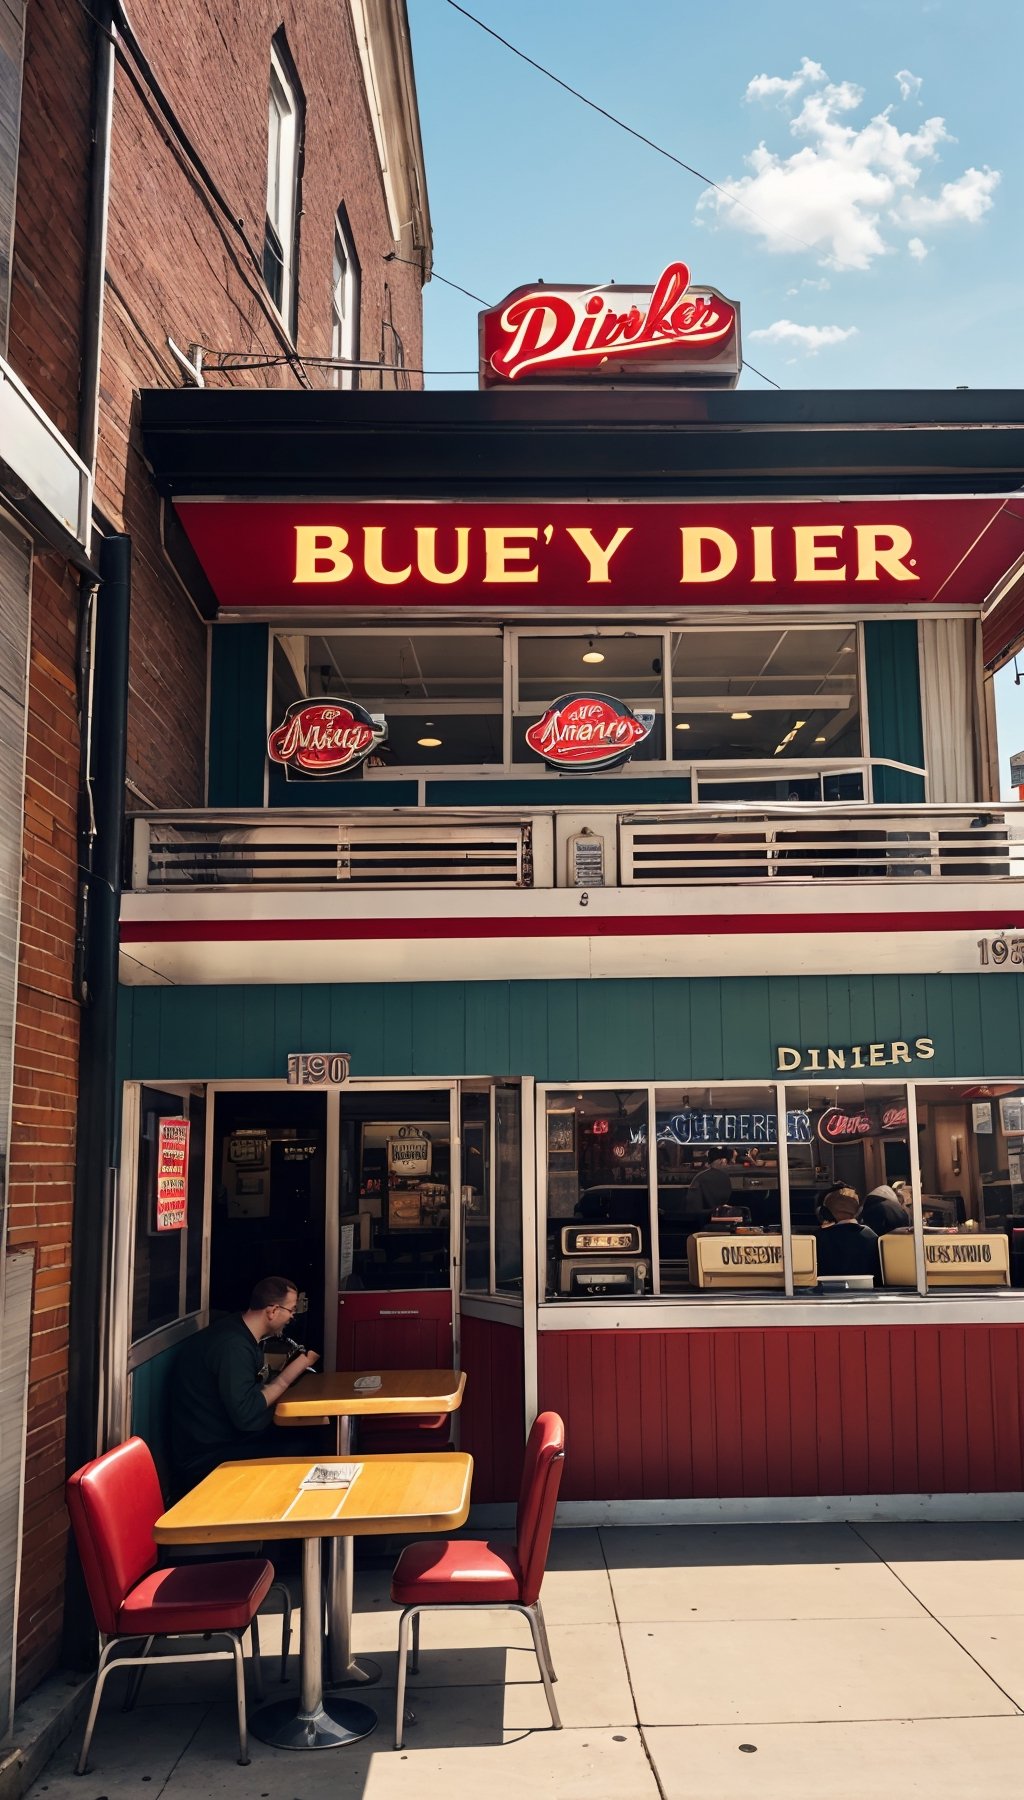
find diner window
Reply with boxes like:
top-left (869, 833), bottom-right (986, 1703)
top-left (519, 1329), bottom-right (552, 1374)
top-left (913, 1083), bottom-right (1023, 1289)
top-left (264, 38), bottom-right (303, 334)
top-left (271, 631), bottom-right (504, 771)
top-left (131, 1087), bottom-right (206, 1345)
top-left (671, 625), bottom-right (861, 764)
top-left (515, 634), bottom-right (666, 764)
top-left (542, 1089), bottom-right (652, 1298)
top-left (331, 209), bottom-right (360, 389)
top-left (655, 1085), bottom-right (783, 1294)
top-left (782, 1080), bottom-right (912, 1294)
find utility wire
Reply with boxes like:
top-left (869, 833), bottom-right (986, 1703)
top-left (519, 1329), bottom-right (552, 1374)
top-left (445, 0), bottom-right (818, 255)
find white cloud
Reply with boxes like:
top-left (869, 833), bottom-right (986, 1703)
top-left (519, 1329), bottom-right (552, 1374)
top-left (745, 57), bottom-right (825, 104)
top-left (897, 165), bottom-right (1000, 227)
top-left (908, 236), bottom-right (928, 260)
top-left (749, 319), bottom-right (859, 355)
top-left (700, 61), bottom-right (1000, 270)
top-left (896, 69), bottom-right (923, 101)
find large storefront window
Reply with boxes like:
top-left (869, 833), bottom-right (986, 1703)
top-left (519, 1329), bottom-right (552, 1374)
top-left (541, 1080), bottom-right (1024, 1302)
top-left (268, 622), bottom-right (868, 782)
top-left (272, 630), bottom-right (504, 769)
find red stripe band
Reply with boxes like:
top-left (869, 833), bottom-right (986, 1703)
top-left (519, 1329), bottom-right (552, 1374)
top-left (120, 910), bottom-right (1024, 945)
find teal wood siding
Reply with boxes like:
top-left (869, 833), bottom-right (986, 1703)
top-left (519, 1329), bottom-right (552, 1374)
top-left (118, 974), bottom-right (1024, 1085)
top-left (208, 625), bottom-right (269, 805)
top-left (864, 619), bottom-right (925, 802)
top-left (427, 777), bottom-right (692, 807)
top-left (268, 766), bottom-right (420, 807)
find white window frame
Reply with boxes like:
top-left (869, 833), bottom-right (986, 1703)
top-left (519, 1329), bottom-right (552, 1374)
top-left (331, 211), bottom-right (360, 390)
top-left (265, 43), bottom-right (301, 332)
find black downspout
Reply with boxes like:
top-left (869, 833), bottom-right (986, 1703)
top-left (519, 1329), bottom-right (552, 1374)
top-left (61, 534), bottom-right (131, 1669)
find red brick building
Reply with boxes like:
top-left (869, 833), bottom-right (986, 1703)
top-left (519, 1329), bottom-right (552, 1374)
top-left (1, 0), bottom-right (429, 1711)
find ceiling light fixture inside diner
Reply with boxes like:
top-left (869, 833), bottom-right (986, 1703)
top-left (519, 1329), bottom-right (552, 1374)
top-left (417, 721), bottom-right (443, 747)
top-left (731, 711), bottom-right (752, 721)
top-left (774, 719), bottom-right (807, 756)
top-left (582, 638), bottom-right (605, 664)
top-left (675, 721), bottom-right (691, 730)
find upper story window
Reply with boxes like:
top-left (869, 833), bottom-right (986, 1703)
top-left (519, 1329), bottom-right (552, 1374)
top-left (331, 210), bottom-right (360, 389)
top-left (264, 39), bottom-right (304, 335)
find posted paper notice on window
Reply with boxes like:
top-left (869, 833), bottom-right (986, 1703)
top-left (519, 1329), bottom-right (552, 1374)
top-left (300, 1462), bottom-right (362, 1490)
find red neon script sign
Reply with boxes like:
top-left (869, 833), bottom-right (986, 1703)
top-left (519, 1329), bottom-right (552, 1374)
top-left (525, 693), bottom-right (651, 770)
top-left (481, 262), bottom-right (738, 385)
top-left (268, 699), bottom-right (384, 776)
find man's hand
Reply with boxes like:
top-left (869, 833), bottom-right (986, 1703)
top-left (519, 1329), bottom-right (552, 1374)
top-left (263, 1348), bottom-right (320, 1408)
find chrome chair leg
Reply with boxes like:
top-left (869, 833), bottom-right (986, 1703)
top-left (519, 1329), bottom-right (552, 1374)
top-left (411, 1611), bottom-right (420, 1675)
top-left (269, 1579), bottom-right (292, 1682)
top-left (77, 1640), bottom-right (120, 1774)
top-left (249, 1613), bottom-right (263, 1701)
top-left (121, 1634), bottom-right (155, 1711)
top-left (534, 1600), bottom-right (557, 1682)
top-left (525, 1605), bottom-right (562, 1730)
top-left (230, 1632), bottom-right (250, 1765)
top-left (395, 1608), bottom-right (415, 1750)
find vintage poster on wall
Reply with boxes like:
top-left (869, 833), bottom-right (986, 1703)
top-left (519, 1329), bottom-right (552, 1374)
top-left (387, 1127), bottom-right (432, 1177)
top-left (972, 1102), bottom-right (994, 1135)
top-left (156, 1117), bottom-right (190, 1231)
top-left (999, 1098), bottom-right (1024, 1137)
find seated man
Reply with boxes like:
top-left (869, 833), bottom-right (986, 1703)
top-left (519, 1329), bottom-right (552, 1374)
top-left (816, 1187), bottom-right (880, 1279)
top-left (171, 1274), bottom-right (320, 1492)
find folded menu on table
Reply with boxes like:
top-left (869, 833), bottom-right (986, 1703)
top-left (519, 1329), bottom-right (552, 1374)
top-left (299, 1462), bottom-right (363, 1490)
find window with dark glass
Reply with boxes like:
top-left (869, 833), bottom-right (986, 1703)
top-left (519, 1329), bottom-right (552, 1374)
top-left (671, 625), bottom-right (861, 765)
top-left (271, 631), bottom-right (504, 771)
top-left (264, 38), bottom-right (303, 335)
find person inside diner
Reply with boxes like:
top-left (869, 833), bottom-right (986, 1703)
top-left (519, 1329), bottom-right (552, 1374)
top-left (816, 1186), bottom-right (880, 1278)
top-left (171, 1274), bottom-right (322, 1493)
top-left (862, 1182), bottom-right (912, 1237)
top-left (686, 1153), bottom-right (734, 1215)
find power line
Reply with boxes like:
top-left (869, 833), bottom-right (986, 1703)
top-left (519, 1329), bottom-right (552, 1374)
top-left (444, 0), bottom-right (818, 256)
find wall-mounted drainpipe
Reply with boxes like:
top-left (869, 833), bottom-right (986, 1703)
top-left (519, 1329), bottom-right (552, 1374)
top-left (62, 0), bottom-right (124, 1670)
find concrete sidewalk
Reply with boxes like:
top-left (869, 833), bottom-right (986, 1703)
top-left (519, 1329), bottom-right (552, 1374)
top-left (25, 1521), bottom-right (1024, 1800)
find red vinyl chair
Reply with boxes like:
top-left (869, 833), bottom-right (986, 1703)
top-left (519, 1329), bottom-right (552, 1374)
top-left (390, 1410), bottom-right (566, 1748)
top-left (67, 1437), bottom-right (286, 1771)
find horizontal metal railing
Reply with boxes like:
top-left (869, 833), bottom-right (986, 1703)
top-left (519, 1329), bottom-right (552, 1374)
top-left (619, 804), bottom-right (1024, 885)
top-left (132, 814), bottom-right (537, 890)
top-left (127, 803), bottom-right (1024, 893)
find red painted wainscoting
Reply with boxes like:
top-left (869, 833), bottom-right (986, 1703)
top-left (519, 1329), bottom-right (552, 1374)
top-left (537, 1325), bottom-right (1024, 1500)
top-left (459, 1313), bottom-right (526, 1504)
top-left (337, 1289), bottom-right (453, 1370)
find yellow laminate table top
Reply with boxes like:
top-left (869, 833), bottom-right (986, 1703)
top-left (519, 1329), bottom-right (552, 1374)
top-left (153, 1452), bottom-right (473, 1545)
top-left (275, 1368), bottom-right (466, 1421)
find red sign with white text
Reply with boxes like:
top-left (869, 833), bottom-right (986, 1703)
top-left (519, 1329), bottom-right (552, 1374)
top-left (816, 1103), bottom-right (909, 1145)
top-left (525, 693), bottom-right (650, 770)
top-left (173, 498), bottom-right (1024, 614)
top-left (479, 262), bottom-right (740, 387)
top-left (268, 699), bottom-right (384, 776)
top-left (156, 1117), bottom-right (190, 1231)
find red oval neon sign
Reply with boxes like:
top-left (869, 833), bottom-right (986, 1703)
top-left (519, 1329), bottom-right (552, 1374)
top-left (268, 699), bottom-right (385, 776)
top-left (525, 693), bottom-right (651, 770)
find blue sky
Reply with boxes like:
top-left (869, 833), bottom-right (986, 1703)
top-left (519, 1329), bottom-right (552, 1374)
top-left (406, 0), bottom-right (1024, 785)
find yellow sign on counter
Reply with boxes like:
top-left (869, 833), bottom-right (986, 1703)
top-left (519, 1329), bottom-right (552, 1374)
top-left (880, 1231), bottom-right (1010, 1288)
top-left (688, 1233), bottom-right (818, 1289)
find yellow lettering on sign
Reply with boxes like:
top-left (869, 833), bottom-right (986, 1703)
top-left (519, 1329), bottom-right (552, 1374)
top-left (364, 527), bottom-right (411, 586)
top-left (751, 524), bottom-right (776, 583)
top-left (483, 528), bottom-right (540, 583)
top-left (680, 527), bottom-right (738, 584)
top-left (415, 526), bottom-right (469, 585)
top-left (793, 526), bottom-right (845, 581)
top-left (855, 525), bottom-right (918, 581)
top-left (294, 526), bottom-right (353, 583)
top-left (565, 526), bottom-right (632, 583)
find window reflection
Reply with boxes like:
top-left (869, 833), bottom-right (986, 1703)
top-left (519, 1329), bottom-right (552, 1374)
top-left (544, 1090), bottom-right (651, 1296)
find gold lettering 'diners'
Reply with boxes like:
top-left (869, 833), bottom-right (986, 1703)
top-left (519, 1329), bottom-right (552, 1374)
top-left (292, 523), bottom-right (920, 588)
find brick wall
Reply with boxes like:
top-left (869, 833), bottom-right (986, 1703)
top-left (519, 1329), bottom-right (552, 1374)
top-left (4, 555), bottom-right (81, 1697)
top-left (5, 0), bottom-right (426, 1693)
top-left (5, 0), bottom-right (90, 1694)
top-left (99, 0), bottom-right (425, 808)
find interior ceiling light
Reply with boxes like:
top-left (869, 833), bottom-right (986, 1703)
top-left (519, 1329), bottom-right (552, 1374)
top-left (730, 711), bottom-right (752, 721)
top-left (675, 721), bottom-right (691, 730)
top-left (582, 638), bottom-right (605, 664)
top-left (417, 721), bottom-right (443, 748)
top-left (814, 735), bottom-right (826, 743)
top-left (773, 718), bottom-right (807, 756)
